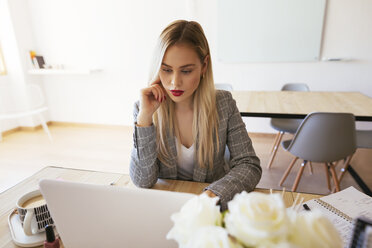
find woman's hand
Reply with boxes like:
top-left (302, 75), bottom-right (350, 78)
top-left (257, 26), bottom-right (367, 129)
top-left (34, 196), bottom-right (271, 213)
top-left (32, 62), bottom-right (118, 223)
top-left (204, 190), bottom-right (217, 198)
top-left (137, 75), bottom-right (167, 126)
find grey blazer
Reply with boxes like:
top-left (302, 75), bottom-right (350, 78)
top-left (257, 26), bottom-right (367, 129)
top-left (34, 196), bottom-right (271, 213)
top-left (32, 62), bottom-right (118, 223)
top-left (130, 90), bottom-right (261, 210)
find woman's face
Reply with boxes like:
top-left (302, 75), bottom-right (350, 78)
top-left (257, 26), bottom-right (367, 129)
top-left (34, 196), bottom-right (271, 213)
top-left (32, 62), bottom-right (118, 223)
top-left (159, 43), bottom-right (207, 105)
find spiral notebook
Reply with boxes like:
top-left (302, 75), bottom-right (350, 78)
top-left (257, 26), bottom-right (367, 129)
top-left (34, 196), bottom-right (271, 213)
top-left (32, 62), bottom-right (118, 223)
top-left (303, 187), bottom-right (372, 247)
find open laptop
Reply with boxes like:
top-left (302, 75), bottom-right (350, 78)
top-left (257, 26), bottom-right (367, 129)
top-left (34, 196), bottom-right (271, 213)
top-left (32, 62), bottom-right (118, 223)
top-left (39, 179), bottom-right (195, 248)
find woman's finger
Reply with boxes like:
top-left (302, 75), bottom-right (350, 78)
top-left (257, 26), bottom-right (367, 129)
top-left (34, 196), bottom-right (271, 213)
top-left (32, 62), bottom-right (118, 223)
top-left (153, 81), bottom-right (167, 97)
top-left (150, 85), bottom-right (160, 101)
top-left (157, 85), bottom-right (166, 101)
top-left (152, 85), bottom-right (164, 102)
top-left (151, 75), bottom-right (167, 95)
top-left (142, 86), bottom-right (156, 98)
top-left (150, 74), bottom-right (161, 86)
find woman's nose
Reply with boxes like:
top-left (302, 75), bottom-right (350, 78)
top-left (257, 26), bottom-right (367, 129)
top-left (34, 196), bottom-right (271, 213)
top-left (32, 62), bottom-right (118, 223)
top-left (171, 73), bottom-right (182, 87)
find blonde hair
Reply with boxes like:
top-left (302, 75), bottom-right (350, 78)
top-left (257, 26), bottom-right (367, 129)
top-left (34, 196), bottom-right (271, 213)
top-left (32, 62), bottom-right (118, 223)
top-left (149, 20), bottom-right (219, 169)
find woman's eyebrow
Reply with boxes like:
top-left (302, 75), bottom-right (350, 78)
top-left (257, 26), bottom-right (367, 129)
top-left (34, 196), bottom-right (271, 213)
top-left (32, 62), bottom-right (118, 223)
top-left (161, 63), bottom-right (196, 68)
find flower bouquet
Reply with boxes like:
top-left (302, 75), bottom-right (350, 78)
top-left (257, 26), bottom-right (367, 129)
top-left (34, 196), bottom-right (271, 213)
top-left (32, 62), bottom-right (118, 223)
top-left (167, 191), bottom-right (342, 248)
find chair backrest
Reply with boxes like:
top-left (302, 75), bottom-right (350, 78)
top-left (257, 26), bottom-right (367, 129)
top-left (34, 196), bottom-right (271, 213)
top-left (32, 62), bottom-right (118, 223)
top-left (269, 83), bottom-right (310, 125)
top-left (215, 83), bottom-right (233, 91)
top-left (26, 84), bottom-right (45, 109)
top-left (0, 85), bottom-right (14, 113)
top-left (286, 112), bottom-right (356, 162)
top-left (0, 84), bottom-right (45, 114)
top-left (281, 83), bottom-right (310, 92)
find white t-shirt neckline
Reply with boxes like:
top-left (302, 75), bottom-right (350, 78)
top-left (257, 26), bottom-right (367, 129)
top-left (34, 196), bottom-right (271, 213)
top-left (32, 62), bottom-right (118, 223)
top-left (175, 137), bottom-right (195, 180)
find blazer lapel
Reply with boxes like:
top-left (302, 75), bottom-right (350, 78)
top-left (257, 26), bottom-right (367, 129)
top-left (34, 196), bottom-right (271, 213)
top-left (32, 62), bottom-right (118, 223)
top-left (192, 141), bottom-right (207, 182)
top-left (166, 135), bottom-right (178, 178)
top-left (167, 133), bottom-right (208, 182)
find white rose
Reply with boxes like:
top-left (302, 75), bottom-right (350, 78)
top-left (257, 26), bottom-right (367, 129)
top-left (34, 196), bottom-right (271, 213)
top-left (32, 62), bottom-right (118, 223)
top-left (288, 209), bottom-right (343, 248)
top-left (257, 241), bottom-right (299, 248)
top-left (185, 226), bottom-right (243, 248)
top-left (225, 192), bottom-right (290, 247)
top-left (166, 193), bottom-right (222, 246)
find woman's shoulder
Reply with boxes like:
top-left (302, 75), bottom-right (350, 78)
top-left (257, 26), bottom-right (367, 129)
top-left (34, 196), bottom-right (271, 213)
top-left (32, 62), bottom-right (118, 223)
top-left (215, 90), bottom-right (235, 117)
top-left (216, 89), bottom-right (233, 103)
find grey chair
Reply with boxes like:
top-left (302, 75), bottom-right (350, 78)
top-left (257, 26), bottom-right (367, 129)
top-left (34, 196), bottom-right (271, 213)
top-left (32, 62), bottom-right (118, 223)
top-left (337, 130), bottom-right (372, 184)
top-left (279, 112), bottom-right (356, 192)
top-left (215, 83), bottom-right (233, 91)
top-left (267, 83), bottom-right (310, 169)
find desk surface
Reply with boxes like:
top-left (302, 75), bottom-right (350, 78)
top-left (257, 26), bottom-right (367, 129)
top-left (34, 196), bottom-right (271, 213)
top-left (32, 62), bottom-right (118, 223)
top-left (232, 91), bottom-right (372, 121)
top-left (0, 166), bottom-right (322, 248)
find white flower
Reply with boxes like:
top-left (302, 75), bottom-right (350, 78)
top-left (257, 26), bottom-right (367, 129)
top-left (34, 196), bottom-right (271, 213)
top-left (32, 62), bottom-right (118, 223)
top-left (166, 193), bottom-right (222, 247)
top-left (185, 226), bottom-right (243, 248)
top-left (257, 241), bottom-right (299, 248)
top-left (288, 210), bottom-right (343, 248)
top-left (225, 192), bottom-right (290, 247)
top-left (167, 191), bottom-right (343, 248)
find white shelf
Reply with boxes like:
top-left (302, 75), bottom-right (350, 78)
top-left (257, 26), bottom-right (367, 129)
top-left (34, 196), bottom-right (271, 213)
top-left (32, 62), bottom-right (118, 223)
top-left (28, 69), bottom-right (102, 75)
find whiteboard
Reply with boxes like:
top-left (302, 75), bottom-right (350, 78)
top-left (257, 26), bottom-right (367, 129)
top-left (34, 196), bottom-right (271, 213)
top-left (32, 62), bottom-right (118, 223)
top-left (217, 0), bottom-right (326, 63)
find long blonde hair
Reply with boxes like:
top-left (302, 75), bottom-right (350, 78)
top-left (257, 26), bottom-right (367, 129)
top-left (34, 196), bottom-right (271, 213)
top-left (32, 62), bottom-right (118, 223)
top-left (149, 20), bottom-right (219, 169)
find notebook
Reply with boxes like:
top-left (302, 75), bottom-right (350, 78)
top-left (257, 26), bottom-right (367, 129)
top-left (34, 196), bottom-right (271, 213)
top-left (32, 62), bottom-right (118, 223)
top-left (302, 187), bottom-right (372, 247)
top-left (39, 179), bottom-right (195, 248)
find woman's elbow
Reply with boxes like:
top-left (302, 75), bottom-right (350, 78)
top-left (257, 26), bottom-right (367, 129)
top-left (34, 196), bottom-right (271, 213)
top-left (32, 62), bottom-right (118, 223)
top-left (129, 171), bottom-right (157, 188)
top-left (249, 156), bottom-right (262, 175)
top-left (134, 179), bottom-right (157, 189)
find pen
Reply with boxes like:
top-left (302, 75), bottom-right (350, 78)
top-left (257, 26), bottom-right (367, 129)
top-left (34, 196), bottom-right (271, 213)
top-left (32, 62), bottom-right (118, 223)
top-left (303, 203), bottom-right (311, 211)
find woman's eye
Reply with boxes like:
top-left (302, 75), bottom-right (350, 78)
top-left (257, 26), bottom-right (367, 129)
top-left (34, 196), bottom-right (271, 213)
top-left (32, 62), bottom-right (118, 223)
top-left (182, 70), bottom-right (192, 74)
top-left (162, 68), bottom-right (172, 73)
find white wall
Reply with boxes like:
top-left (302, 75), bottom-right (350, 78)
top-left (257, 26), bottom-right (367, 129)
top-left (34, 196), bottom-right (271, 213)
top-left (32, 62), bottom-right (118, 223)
top-left (2, 0), bottom-right (372, 132)
top-left (0, 0), bottom-right (18, 131)
top-left (195, 0), bottom-right (372, 131)
top-left (27, 0), bottom-right (191, 126)
top-left (0, 0), bottom-right (49, 132)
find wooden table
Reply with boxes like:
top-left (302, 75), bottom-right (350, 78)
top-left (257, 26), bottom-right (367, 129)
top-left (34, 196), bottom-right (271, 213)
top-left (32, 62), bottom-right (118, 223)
top-left (232, 91), bottom-right (372, 121)
top-left (0, 166), bottom-right (322, 248)
top-left (232, 90), bottom-right (372, 194)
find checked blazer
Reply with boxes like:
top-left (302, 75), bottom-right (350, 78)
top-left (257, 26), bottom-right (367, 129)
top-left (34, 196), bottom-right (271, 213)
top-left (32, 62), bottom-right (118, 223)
top-left (130, 90), bottom-right (261, 210)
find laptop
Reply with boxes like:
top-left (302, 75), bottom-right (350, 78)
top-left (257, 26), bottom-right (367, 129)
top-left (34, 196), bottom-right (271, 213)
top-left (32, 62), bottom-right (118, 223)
top-left (39, 179), bottom-right (195, 248)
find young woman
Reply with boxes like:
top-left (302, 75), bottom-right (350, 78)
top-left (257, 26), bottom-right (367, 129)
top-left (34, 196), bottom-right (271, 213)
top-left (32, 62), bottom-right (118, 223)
top-left (130, 20), bottom-right (261, 210)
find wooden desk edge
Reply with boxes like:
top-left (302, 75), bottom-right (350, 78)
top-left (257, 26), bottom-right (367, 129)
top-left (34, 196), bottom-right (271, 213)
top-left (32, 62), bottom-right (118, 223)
top-left (0, 167), bottom-right (323, 248)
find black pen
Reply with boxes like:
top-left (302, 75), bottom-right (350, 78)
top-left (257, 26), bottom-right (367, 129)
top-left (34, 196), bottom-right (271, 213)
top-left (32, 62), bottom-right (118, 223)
top-left (303, 203), bottom-right (311, 211)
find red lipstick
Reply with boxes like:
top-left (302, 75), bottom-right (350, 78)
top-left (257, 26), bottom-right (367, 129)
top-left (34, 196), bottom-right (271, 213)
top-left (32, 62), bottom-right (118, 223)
top-left (170, 90), bottom-right (184, 96)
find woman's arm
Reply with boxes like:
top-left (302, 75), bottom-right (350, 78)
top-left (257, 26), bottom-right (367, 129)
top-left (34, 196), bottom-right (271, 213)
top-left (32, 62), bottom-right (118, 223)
top-left (130, 76), bottom-right (167, 187)
top-left (129, 101), bottom-right (160, 188)
top-left (205, 91), bottom-right (262, 210)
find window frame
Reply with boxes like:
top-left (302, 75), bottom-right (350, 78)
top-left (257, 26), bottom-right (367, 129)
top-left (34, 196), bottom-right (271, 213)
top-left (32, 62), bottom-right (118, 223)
top-left (0, 44), bottom-right (7, 75)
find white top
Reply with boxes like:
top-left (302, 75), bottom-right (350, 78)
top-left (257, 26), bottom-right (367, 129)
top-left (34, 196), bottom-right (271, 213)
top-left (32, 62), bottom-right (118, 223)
top-left (176, 138), bottom-right (195, 181)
